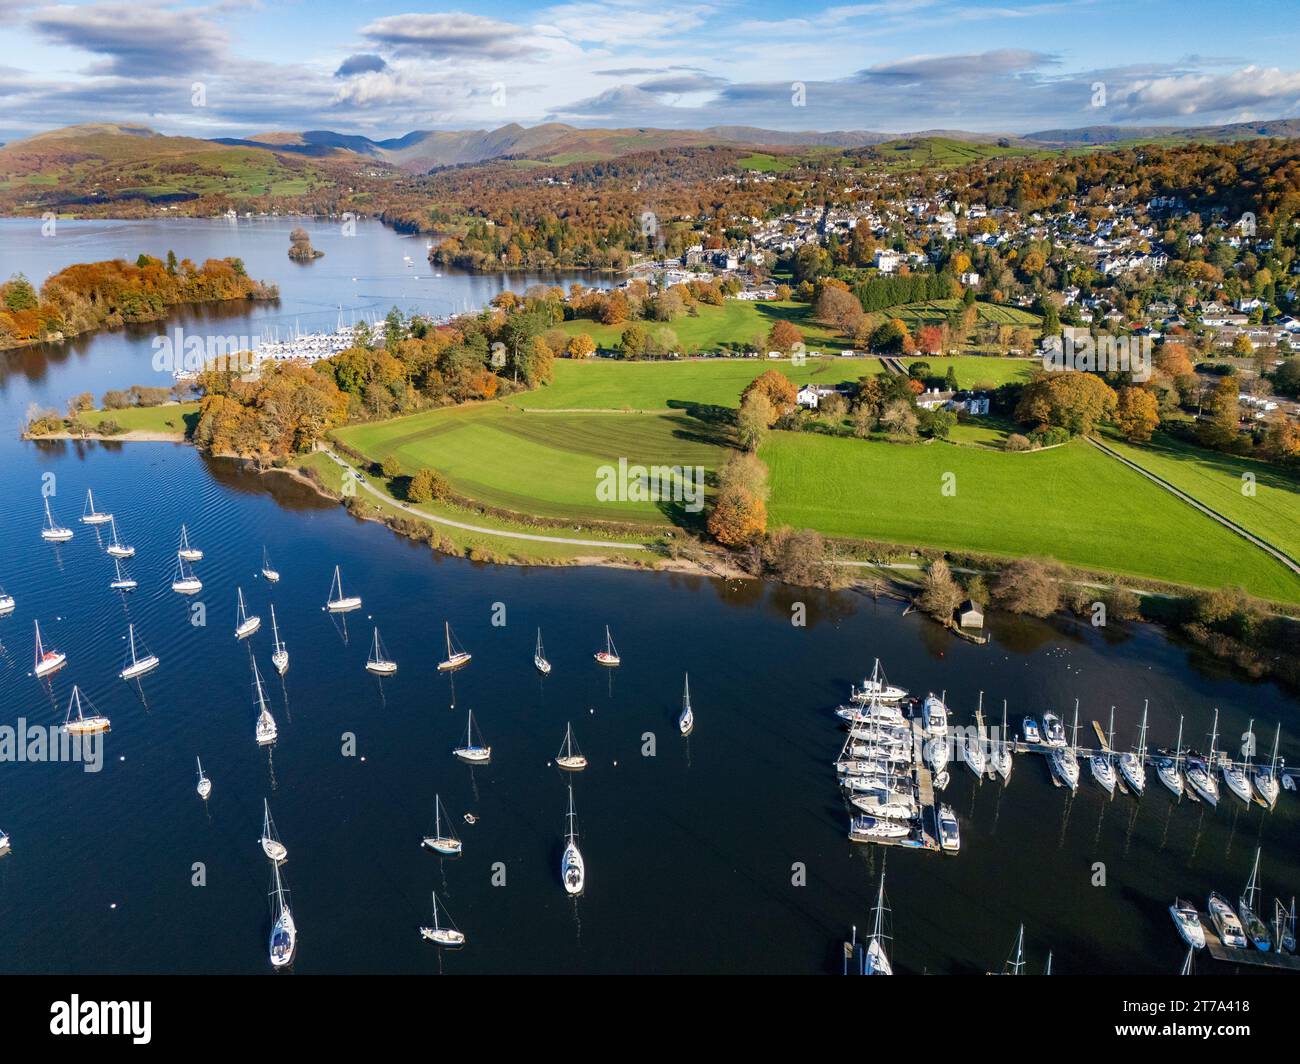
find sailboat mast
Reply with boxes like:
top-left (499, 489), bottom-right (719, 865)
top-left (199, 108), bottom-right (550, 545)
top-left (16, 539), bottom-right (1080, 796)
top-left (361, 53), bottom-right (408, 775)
top-left (1174, 714), bottom-right (1184, 767)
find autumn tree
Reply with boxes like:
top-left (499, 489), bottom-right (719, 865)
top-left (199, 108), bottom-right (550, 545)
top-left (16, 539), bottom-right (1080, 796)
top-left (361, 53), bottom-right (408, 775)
top-left (1114, 386), bottom-right (1160, 442)
top-left (736, 393), bottom-right (774, 451)
top-left (992, 558), bottom-right (1062, 617)
top-left (407, 467), bottom-right (450, 503)
top-left (1015, 372), bottom-right (1118, 435)
top-left (741, 369), bottom-right (797, 423)
top-left (565, 334), bottom-right (596, 359)
top-left (918, 558), bottom-right (964, 621)
top-left (766, 319), bottom-right (803, 354)
top-left (707, 452), bottom-right (769, 547)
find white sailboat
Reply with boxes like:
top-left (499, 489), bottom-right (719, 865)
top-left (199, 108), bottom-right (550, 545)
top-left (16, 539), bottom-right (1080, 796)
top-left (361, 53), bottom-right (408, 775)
top-left (0, 828), bottom-right (10, 854)
top-left (118, 623), bottom-right (159, 680)
top-left (1221, 720), bottom-right (1253, 805)
top-left (561, 784), bottom-right (586, 896)
top-left (1186, 709), bottom-right (1220, 806)
top-left (195, 757), bottom-right (211, 799)
top-left (863, 872), bottom-right (893, 975)
top-left (268, 862), bottom-right (297, 968)
top-left (1253, 723), bottom-right (1281, 809)
top-left (269, 605), bottom-right (288, 674)
top-left (1118, 701), bottom-right (1148, 796)
top-left (452, 710), bottom-right (490, 762)
top-left (437, 622), bottom-right (471, 672)
top-left (1238, 848), bottom-right (1272, 951)
top-left (533, 627), bottom-right (551, 675)
top-left (80, 488), bottom-right (112, 525)
top-left (234, 587), bottom-right (261, 639)
top-left (0, 586), bottom-right (13, 615)
top-left (1049, 700), bottom-right (1080, 791)
top-left (1003, 924), bottom-right (1026, 975)
top-left (594, 625), bottom-right (620, 667)
top-left (260, 799), bottom-right (288, 863)
top-left (177, 524), bottom-right (203, 562)
top-left (61, 685), bottom-right (110, 734)
top-left (421, 794), bottom-right (462, 855)
top-left (109, 557), bottom-right (137, 591)
top-left (105, 515), bottom-right (135, 558)
top-left (365, 627), bottom-right (397, 675)
top-left (678, 672), bottom-right (694, 736)
top-left (261, 546), bottom-right (280, 583)
top-left (32, 619), bottom-right (68, 678)
top-left (1156, 714), bottom-right (1185, 797)
top-left (849, 815), bottom-right (911, 841)
top-left (41, 498), bottom-right (73, 542)
top-left (419, 891), bottom-right (465, 947)
top-left (990, 699), bottom-right (1012, 782)
top-left (1090, 706), bottom-right (1117, 795)
top-left (851, 658), bottom-right (907, 703)
top-left (170, 552), bottom-right (202, 594)
top-left (252, 658), bottom-right (278, 746)
top-left (324, 565), bottom-right (361, 612)
top-left (963, 695), bottom-right (986, 778)
top-left (555, 722), bottom-right (587, 771)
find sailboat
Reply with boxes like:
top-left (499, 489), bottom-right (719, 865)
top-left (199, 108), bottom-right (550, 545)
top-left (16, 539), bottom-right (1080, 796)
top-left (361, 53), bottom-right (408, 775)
top-left (851, 658), bottom-right (908, 703)
top-left (268, 863), bottom-right (297, 968)
top-left (325, 565), bottom-right (361, 612)
top-left (533, 627), bottom-right (551, 675)
top-left (171, 552), bottom-right (202, 594)
top-left (118, 623), bottom-right (159, 681)
top-left (234, 587), bottom-right (261, 639)
top-left (594, 625), bottom-right (620, 667)
top-left (109, 557), bottom-right (137, 591)
top-left (0, 828), bottom-right (8, 855)
top-left (261, 546), bottom-right (280, 583)
top-left (1118, 701), bottom-right (1148, 795)
top-left (1238, 847), bottom-right (1272, 951)
top-left (1222, 720), bottom-right (1253, 805)
top-left (252, 658), bottom-right (278, 746)
top-left (1156, 714), bottom-right (1185, 797)
top-left (963, 697), bottom-right (986, 778)
top-left (105, 516), bottom-right (135, 558)
top-left (269, 605), bottom-right (288, 674)
top-left (32, 619), bottom-right (68, 678)
top-left (421, 794), bottom-right (462, 855)
top-left (863, 872), bottom-right (893, 975)
top-left (452, 710), bottom-right (490, 763)
top-left (62, 685), bottom-right (110, 734)
top-left (555, 722), bottom-right (587, 771)
top-left (260, 799), bottom-right (288, 863)
top-left (177, 524), bottom-right (203, 562)
top-left (437, 622), bottom-right (471, 672)
top-left (195, 757), bottom-right (211, 799)
top-left (1186, 709), bottom-right (1220, 806)
top-left (1048, 700), bottom-right (1080, 791)
top-left (1276, 898), bottom-right (1296, 954)
top-left (1090, 706), bottom-right (1117, 794)
top-left (41, 498), bottom-right (73, 542)
top-left (419, 891), bottom-right (465, 947)
top-left (678, 672), bottom-right (694, 736)
top-left (990, 700), bottom-right (1012, 781)
top-left (365, 627), bottom-right (397, 675)
top-left (1253, 723), bottom-right (1282, 809)
top-left (1003, 925), bottom-right (1026, 975)
top-left (80, 488), bottom-right (112, 525)
top-left (0, 586), bottom-right (13, 615)
top-left (561, 784), bottom-right (586, 896)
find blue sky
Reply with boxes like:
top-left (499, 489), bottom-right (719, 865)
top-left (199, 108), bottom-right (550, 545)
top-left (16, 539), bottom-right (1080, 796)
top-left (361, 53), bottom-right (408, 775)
top-left (2, 0), bottom-right (1298, 142)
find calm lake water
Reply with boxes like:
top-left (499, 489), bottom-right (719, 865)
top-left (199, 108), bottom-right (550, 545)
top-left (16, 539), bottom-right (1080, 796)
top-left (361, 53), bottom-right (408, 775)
top-left (0, 219), bottom-right (1297, 974)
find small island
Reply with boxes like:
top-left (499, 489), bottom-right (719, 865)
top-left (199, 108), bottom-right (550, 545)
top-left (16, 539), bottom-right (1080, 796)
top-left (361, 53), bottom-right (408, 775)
top-left (288, 226), bottom-right (324, 261)
top-left (0, 253), bottom-right (278, 350)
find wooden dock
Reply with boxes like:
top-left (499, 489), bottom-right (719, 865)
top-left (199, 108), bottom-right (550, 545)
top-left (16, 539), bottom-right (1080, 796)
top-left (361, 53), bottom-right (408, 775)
top-left (1202, 919), bottom-right (1300, 971)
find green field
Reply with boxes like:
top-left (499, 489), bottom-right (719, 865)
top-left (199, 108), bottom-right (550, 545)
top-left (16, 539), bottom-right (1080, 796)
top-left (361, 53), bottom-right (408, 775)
top-left (889, 299), bottom-right (1041, 329)
top-left (335, 403), bottom-right (731, 525)
top-left (763, 433), bottom-right (1300, 601)
top-left (511, 354), bottom-right (1032, 412)
top-left (1103, 433), bottom-right (1300, 562)
top-left (76, 402), bottom-right (198, 435)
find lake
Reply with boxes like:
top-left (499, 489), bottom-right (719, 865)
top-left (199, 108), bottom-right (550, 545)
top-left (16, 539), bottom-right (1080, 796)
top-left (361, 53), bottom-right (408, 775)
top-left (0, 218), bottom-right (1297, 974)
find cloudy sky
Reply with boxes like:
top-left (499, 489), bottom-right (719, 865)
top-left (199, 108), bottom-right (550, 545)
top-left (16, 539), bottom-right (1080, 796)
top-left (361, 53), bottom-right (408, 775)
top-left (2, 0), bottom-right (1299, 143)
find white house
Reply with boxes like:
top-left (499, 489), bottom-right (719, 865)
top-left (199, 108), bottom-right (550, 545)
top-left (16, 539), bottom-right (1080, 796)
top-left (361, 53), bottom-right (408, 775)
top-left (874, 249), bottom-right (901, 274)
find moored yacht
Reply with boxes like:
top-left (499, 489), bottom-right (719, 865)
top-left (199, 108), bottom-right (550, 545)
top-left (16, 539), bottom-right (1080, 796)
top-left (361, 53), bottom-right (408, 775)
top-left (268, 863), bottom-right (297, 968)
top-left (678, 672), bottom-right (694, 736)
top-left (1041, 712), bottom-right (1067, 748)
top-left (269, 605), bottom-right (288, 674)
top-left (452, 710), bottom-right (490, 763)
top-left (1169, 899), bottom-right (1206, 950)
top-left (555, 722), bottom-right (587, 771)
top-left (533, 627), bottom-right (551, 675)
top-left (938, 803), bottom-right (961, 853)
top-left (61, 685), bottom-right (110, 734)
top-left (195, 757), bottom-right (211, 799)
top-left (252, 658), bottom-right (277, 746)
top-left (1221, 719), bottom-right (1253, 806)
top-left (1253, 723), bottom-right (1282, 809)
top-left (41, 498), bottom-right (73, 542)
top-left (1089, 706), bottom-right (1117, 795)
top-left (261, 546), bottom-right (279, 583)
top-left (1238, 848), bottom-right (1272, 952)
top-left (1208, 892), bottom-right (1247, 949)
top-left (234, 587), bottom-right (261, 639)
top-left (436, 621), bottom-right (471, 672)
top-left (176, 524), bottom-right (203, 562)
top-left (1118, 701), bottom-right (1149, 796)
top-left (1022, 716), bottom-right (1041, 744)
top-left (419, 892), bottom-right (465, 947)
top-left (32, 619), bottom-right (67, 678)
top-left (561, 785), bottom-right (585, 895)
top-left (1156, 714), bottom-right (1186, 797)
top-left (1185, 710), bottom-right (1221, 806)
top-left (850, 659), bottom-right (907, 703)
top-left (849, 815), bottom-right (911, 842)
top-left (0, 587), bottom-right (14, 615)
top-left (260, 799), bottom-right (288, 863)
top-left (171, 552), bottom-right (202, 594)
top-left (118, 623), bottom-right (159, 681)
top-left (104, 516), bottom-right (134, 558)
top-left (109, 557), bottom-right (137, 591)
top-left (324, 564), bottom-right (361, 612)
top-left (365, 627), bottom-right (396, 675)
top-left (422, 794), bottom-right (462, 855)
top-left (594, 625), bottom-right (620, 667)
top-left (80, 489), bottom-right (112, 525)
